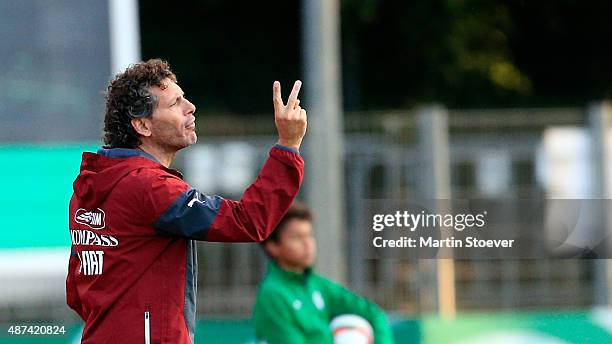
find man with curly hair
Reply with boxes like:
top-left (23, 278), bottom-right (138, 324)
top-left (66, 59), bottom-right (306, 343)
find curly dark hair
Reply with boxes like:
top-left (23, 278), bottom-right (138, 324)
top-left (103, 59), bottom-right (177, 148)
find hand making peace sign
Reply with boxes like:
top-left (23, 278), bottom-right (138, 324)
top-left (273, 80), bottom-right (307, 151)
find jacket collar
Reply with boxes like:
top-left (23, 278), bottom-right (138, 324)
top-left (96, 147), bottom-right (183, 179)
top-left (97, 147), bottom-right (160, 164)
top-left (267, 260), bottom-right (313, 283)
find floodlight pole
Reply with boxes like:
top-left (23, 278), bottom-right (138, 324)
top-left (108, 0), bottom-right (141, 75)
top-left (302, 0), bottom-right (347, 283)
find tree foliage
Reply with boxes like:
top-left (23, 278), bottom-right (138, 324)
top-left (140, 0), bottom-right (612, 112)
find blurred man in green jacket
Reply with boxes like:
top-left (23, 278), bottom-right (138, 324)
top-left (253, 202), bottom-right (394, 344)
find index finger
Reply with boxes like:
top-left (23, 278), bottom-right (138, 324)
top-left (273, 81), bottom-right (284, 110)
top-left (287, 80), bottom-right (302, 106)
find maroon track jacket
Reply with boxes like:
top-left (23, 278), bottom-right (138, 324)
top-left (66, 145), bottom-right (304, 343)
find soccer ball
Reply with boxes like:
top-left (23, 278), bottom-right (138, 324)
top-left (330, 314), bottom-right (374, 344)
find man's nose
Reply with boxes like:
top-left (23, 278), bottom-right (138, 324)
top-left (185, 99), bottom-right (196, 115)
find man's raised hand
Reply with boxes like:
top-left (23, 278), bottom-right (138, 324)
top-left (273, 80), bottom-right (307, 151)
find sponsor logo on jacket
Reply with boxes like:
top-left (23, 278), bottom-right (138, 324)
top-left (70, 229), bottom-right (119, 247)
top-left (74, 208), bottom-right (106, 230)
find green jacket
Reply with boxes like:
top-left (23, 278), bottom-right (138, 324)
top-left (253, 261), bottom-right (394, 344)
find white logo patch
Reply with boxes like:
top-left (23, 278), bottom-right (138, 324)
top-left (187, 192), bottom-right (206, 207)
top-left (312, 290), bottom-right (325, 310)
top-left (292, 300), bottom-right (302, 310)
top-left (75, 208), bottom-right (106, 230)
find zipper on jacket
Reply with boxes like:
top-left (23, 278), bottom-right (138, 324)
top-left (144, 311), bottom-right (151, 344)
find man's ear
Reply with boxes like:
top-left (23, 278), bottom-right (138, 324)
top-left (264, 241), bottom-right (280, 260)
top-left (131, 117), bottom-right (152, 137)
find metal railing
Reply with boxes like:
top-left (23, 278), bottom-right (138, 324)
top-left (187, 107), bottom-right (596, 316)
